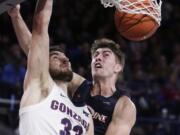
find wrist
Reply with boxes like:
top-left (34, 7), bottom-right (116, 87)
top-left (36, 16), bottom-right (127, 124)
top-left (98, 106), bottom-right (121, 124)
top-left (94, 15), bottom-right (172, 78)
top-left (10, 12), bottom-right (21, 19)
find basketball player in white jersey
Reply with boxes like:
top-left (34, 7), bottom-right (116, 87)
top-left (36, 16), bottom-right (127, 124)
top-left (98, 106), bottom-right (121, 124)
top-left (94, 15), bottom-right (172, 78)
top-left (8, 3), bottom-right (135, 135)
top-left (9, 0), bottom-right (93, 134)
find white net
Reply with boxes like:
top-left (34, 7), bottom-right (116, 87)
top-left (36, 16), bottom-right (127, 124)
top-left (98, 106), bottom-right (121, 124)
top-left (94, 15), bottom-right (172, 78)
top-left (100, 0), bottom-right (162, 25)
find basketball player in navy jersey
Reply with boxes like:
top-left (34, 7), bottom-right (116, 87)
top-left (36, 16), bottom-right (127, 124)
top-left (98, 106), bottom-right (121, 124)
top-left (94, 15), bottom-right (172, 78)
top-left (8, 0), bottom-right (93, 135)
top-left (8, 4), bottom-right (136, 135)
top-left (70, 38), bottom-right (136, 135)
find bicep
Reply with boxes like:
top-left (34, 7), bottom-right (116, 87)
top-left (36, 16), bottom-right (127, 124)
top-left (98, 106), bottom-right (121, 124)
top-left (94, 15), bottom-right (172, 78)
top-left (106, 97), bottom-right (136, 135)
top-left (105, 119), bottom-right (132, 135)
top-left (26, 33), bottom-right (49, 82)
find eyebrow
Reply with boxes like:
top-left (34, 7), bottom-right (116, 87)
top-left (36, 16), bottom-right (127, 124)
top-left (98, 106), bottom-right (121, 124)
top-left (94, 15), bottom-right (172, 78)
top-left (50, 52), bottom-right (60, 57)
top-left (95, 50), bottom-right (112, 54)
top-left (93, 50), bottom-right (112, 57)
top-left (102, 50), bottom-right (112, 53)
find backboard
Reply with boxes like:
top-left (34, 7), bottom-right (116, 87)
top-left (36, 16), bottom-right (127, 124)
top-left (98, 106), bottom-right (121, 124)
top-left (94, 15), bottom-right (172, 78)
top-left (0, 0), bottom-right (26, 15)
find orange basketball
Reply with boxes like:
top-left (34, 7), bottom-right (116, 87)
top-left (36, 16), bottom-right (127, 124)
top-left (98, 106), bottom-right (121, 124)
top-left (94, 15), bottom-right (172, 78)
top-left (114, 0), bottom-right (160, 41)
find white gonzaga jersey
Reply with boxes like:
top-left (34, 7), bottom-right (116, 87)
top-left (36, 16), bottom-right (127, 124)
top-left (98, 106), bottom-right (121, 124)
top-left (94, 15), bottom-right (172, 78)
top-left (19, 83), bottom-right (91, 135)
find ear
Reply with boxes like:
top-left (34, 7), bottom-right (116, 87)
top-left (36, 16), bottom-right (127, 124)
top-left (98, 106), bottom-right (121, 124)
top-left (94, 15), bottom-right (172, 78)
top-left (114, 63), bottom-right (122, 73)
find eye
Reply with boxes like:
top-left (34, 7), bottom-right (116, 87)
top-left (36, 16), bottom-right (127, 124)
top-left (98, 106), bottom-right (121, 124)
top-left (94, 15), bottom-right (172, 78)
top-left (93, 52), bottom-right (99, 58)
top-left (52, 55), bottom-right (58, 60)
top-left (103, 53), bottom-right (110, 57)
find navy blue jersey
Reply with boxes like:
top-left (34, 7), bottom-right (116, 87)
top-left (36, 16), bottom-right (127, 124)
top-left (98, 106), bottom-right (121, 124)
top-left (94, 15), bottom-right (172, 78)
top-left (72, 80), bottom-right (130, 135)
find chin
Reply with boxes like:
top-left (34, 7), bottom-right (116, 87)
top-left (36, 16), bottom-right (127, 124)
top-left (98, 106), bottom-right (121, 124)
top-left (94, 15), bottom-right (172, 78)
top-left (50, 69), bottom-right (73, 82)
top-left (93, 74), bottom-right (104, 79)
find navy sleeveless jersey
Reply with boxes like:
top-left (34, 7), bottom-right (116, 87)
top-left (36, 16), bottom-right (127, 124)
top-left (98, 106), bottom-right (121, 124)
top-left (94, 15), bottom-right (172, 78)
top-left (72, 80), bottom-right (130, 135)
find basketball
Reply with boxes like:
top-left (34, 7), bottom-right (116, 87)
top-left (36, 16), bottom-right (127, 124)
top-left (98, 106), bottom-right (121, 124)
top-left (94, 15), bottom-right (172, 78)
top-left (114, 1), bottom-right (160, 41)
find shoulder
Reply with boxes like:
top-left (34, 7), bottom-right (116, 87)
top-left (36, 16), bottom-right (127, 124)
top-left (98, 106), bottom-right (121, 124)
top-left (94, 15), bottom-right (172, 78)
top-left (78, 80), bottom-right (92, 90)
top-left (118, 96), bottom-right (135, 109)
top-left (68, 72), bottom-right (86, 97)
top-left (105, 97), bottom-right (136, 135)
top-left (72, 80), bottom-right (92, 106)
top-left (73, 79), bottom-right (92, 96)
top-left (115, 96), bottom-right (136, 115)
top-left (113, 96), bottom-right (136, 125)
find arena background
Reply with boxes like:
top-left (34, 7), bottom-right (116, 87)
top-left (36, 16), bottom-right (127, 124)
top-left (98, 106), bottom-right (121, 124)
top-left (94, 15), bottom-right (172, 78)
top-left (0, 0), bottom-right (180, 134)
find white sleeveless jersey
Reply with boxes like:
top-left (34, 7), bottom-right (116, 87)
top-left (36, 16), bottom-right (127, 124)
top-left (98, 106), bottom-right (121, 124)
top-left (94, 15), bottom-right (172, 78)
top-left (19, 84), bottom-right (91, 135)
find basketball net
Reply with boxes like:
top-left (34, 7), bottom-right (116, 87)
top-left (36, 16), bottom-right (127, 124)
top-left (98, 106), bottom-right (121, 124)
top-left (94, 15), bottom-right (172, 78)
top-left (100, 0), bottom-right (162, 25)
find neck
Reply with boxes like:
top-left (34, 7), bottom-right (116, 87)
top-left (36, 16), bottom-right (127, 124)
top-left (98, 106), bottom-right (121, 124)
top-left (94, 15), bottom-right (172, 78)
top-left (54, 80), bottom-right (68, 95)
top-left (92, 77), bottom-right (116, 97)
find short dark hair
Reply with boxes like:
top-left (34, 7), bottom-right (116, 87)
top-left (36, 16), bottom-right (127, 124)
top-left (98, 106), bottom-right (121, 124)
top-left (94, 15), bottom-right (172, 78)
top-left (91, 38), bottom-right (125, 70)
top-left (49, 45), bottom-right (64, 53)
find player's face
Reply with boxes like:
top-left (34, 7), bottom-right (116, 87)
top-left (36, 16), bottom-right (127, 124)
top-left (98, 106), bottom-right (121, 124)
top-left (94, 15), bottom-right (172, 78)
top-left (49, 51), bottom-right (73, 82)
top-left (91, 48), bottom-right (122, 79)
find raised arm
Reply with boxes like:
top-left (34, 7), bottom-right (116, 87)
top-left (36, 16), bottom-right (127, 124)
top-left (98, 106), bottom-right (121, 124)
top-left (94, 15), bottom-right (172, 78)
top-left (8, 4), bottom-right (84, 94)
top-left (8, 5), bottom-right (31, 55)
top-left (105, 96), bottom-right (136, 135)
top-left (25, 0), bottom-right (53, 89)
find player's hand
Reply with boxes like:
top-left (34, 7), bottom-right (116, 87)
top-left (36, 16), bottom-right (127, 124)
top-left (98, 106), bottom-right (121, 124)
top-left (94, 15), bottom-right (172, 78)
top-left (7, 4), bottom-right (21, 18)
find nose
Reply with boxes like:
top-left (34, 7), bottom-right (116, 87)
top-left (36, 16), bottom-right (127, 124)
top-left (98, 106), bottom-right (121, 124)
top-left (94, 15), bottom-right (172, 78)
top-left (61, 56), bottom-right (69, 64)
top-left (95, 54), bottom-right (102, 62)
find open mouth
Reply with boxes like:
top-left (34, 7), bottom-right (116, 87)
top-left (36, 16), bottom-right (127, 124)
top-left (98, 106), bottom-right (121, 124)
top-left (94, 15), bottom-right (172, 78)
top-left (61, 63), bottom-right (69, 68)
top-left (95, 63), bottom-right (102, 68)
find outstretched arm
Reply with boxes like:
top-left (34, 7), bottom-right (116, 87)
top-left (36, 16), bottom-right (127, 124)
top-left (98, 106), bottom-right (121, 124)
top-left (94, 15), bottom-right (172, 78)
top-left (8, 4), bottom-right (85, 94)
top-left (105, 96), bottom-right (136, 135)
top-left (8, 5), bottom-right (31, 55)
top-left (25, 0), bottom-right (53, 90)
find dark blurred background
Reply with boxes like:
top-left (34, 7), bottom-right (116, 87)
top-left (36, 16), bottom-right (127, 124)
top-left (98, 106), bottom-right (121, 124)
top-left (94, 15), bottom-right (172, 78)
top-left (0, 0), bottom-right (180, 134)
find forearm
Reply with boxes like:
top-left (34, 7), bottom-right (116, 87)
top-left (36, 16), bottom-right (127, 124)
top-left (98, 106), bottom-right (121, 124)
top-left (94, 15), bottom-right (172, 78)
top-left (27, 0), bottom-right (53, 77)
top-left (105, 126), bottom-right (130, 135)
top-left (33, 0), bottom-right (53, 33)
top-left (68, 72), bottom-right (85, 97)
top-left (11, 13), bottom-right (31, 55)
top-left (87, 116), bottom-right (94, 135)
